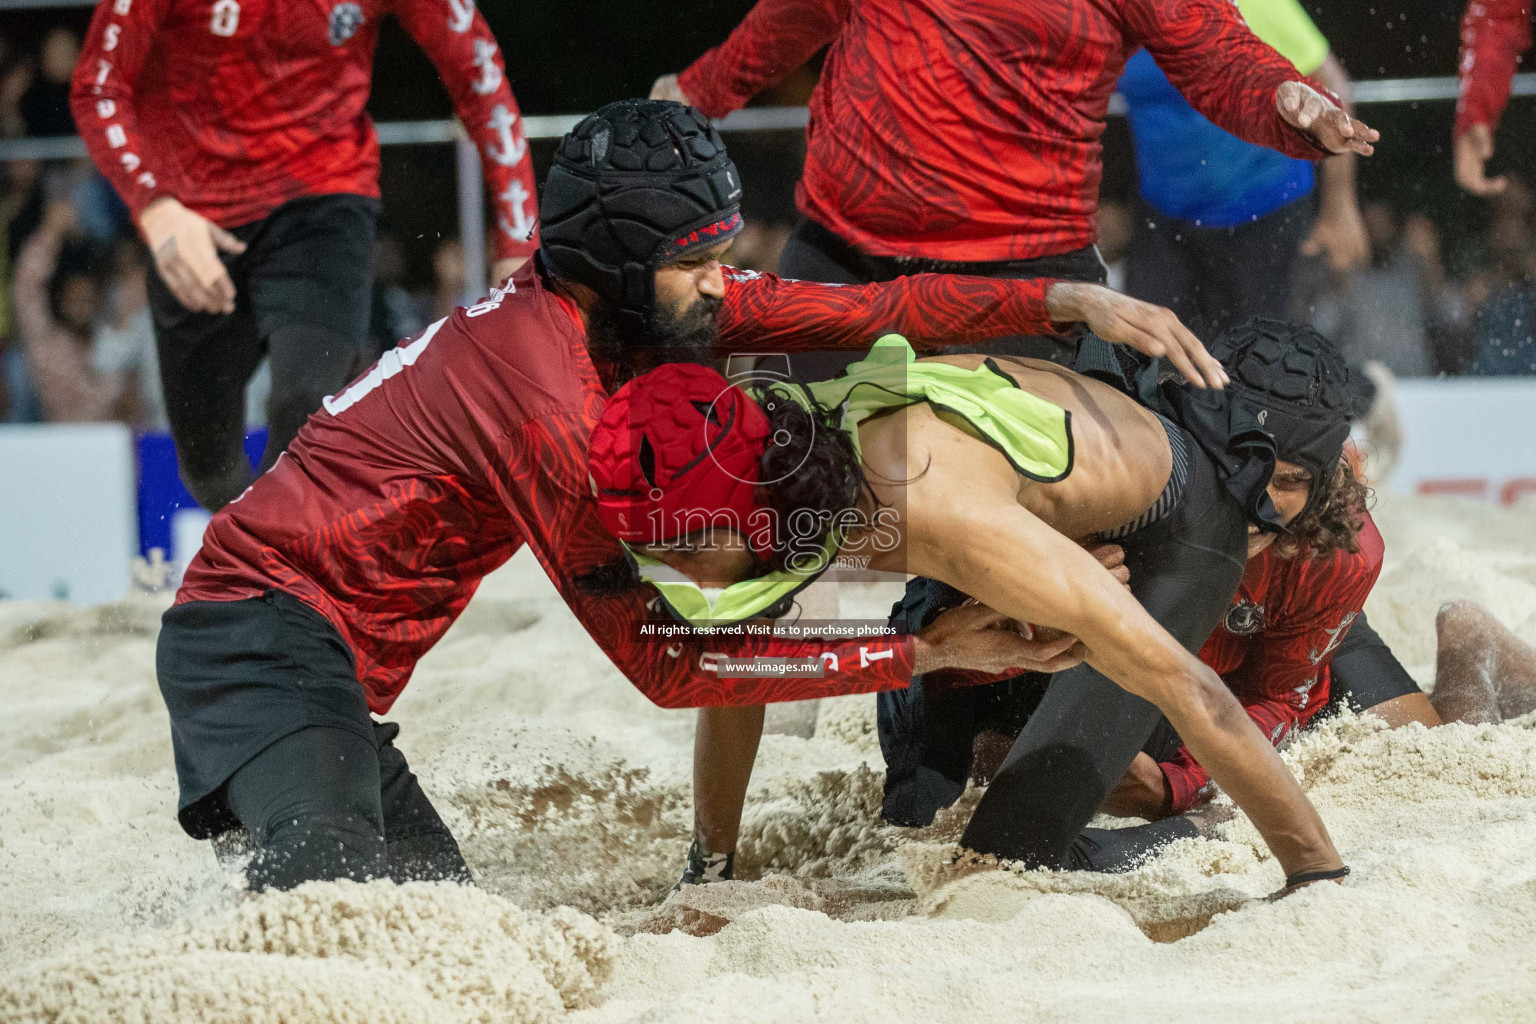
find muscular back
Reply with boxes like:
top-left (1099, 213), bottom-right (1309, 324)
top-left (855, 354), bottom-right (1173, 565)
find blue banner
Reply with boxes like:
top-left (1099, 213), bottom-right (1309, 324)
top-left (135, 430), bottom-right (267, 558)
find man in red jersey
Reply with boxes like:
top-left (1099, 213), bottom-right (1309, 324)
top-left (655, 0), bottom-right (1377, 374)
top-left (69, 0), bottom-right (541, 512)
top-left (1106, 535), bottom-right (1536, 816)
top-left (1102, 505), bottom-right (1384, 819)
top-left (1452, 0), bottom-right (1531, 196)
top-left (155, 99), bottom-right (1215, 891)
top-left (870, 503), bottom-right (1536, 839)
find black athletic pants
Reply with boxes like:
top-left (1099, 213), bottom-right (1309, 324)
top-left (775, 217), bottom-right (1107, 381)
top-left (1123, 195), bottom-right (1311, 343)
top-left (958, 438), bottom-right (1248, 870)
top-left (224, 721), bottom-right (472, 890)
top-left (148, 193), bottom-right (379, 512)
top-left (881, 609), bottom-right (1419, 869)
top-left (157, 590), bottom-right (470, 891)
top-left (877, 613), bottom-right (1181, 833)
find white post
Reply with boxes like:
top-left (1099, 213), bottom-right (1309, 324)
top-left (456, 133), bottom-right (487, 300)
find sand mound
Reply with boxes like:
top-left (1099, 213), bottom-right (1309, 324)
top-left (5, 491), bottom-right (1536, 1022)
top-left (0, 880), bottom-right (615, 1024)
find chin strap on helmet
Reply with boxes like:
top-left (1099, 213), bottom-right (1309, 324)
top-left (1209, 317), bottom-right (1354, 520)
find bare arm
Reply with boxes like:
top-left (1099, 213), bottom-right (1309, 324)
top-left (1301, 55), bottom-right (1368, 273)
top-left (14, 203), bottom-right (124, 422)
top-left (903, 446), bottom-right (1342, 878)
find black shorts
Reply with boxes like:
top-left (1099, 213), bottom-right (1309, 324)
top-left (147, 193), bottom-right (379, 357)
top-left (879, 591), bottom-right (1182, 830)
top-left (157, 590), bottom-right (376, 839)
top-left (1123, 194), bottom-right (1312, 342)
top-left (776, 217), bottom-right (1108, 380)
top-left (147, 193), bottom-right (379, 490)
top-left (1325, 611), bottom-right (1424, 713)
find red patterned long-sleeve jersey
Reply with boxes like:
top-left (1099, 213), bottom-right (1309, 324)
top-left (678, 0), bottom-right (1329, 262)
top-left (69, 0), bottom-right (538, 260)
top-left (1157, 513), bottom-right (1385, 813)
top-left (176, 264), bottom-right (1064, 713)
top-left (1455, 0), bottom-right (1532, 139)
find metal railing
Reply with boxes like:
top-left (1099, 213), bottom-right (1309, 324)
top-left (0, 73), bottom-right (1529, 292)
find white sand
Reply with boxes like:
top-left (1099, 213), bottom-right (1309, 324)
top-left (3, 492), bottom-right (1535, 1022)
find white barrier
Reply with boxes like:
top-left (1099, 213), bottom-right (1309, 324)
top-left (1388, 378), bottom-right (1536, 504)
top-left (0, 423), bottom-right (136, 604)
top-left (0, 378), bottom-right (1532, 606)
top-left (0, 67), bottom-right (1531, 292)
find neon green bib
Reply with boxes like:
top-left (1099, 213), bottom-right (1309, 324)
top-left (628, 335), bottom-right (1074, 626)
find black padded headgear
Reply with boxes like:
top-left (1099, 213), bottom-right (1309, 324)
top-left (1210, 317), bottom-right (1353, 516)
top-left (539, 99), bottom-right (743, 347)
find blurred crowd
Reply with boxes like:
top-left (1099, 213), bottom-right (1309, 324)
top-left (0, 22), bottom-right (1533, 434)
top-left (0, 23), bottom-right (526, 430)
top-left (1096, 178), bottom-right (1536, 379)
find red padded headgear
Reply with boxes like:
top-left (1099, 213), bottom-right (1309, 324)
top-left (588, 363), bottom-right (774, 557)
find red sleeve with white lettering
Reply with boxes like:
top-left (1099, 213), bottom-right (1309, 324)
top-left (716, 267), bottom-right (1066, 354)
top-left (1126, 0), bottom-right (1331, 160)
top-left (1160, 521), bottom-right (1385, 813)
top-left (1455, 0), bottom-right (1533, 138)
top-left (69, 0), bottom-right (175, 219)
top-left (393, 0), bottom-right (538, 261)
top-left (493, 410), bottom-right (914, 708)
top-left (677, 0), bottom-right (849, 119)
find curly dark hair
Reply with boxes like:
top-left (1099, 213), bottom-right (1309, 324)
top-left (754, 383), bottom-right (874, 575)
top-left (1275, 458), bottom-right (1373, 559)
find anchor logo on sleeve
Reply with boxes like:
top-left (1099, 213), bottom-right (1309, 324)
top-left (498, 180), bottom-right (535, 242)
top-left (485, 105), bottom-right (527, 166)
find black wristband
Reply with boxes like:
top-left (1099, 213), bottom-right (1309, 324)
top-left (1284, 865), bottom-right (1350, 889)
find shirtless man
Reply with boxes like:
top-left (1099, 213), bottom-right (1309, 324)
top-left (154, 99), bottom-right (1215, 891)
top-left (587, 323), bottom-right (1360, 891)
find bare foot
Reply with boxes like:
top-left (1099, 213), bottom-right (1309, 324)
top-left (1431, 601), bottom-right (1506, 725)
top-left (1482, 604), bottom-right (1536, 718)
